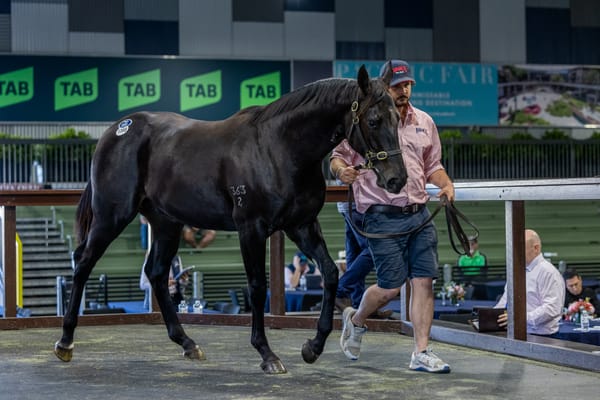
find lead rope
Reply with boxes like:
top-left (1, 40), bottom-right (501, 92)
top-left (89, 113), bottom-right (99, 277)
top-left (346, 184), bottom-right (478, 255)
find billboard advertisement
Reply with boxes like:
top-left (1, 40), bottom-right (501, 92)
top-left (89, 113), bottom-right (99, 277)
top-left (499, 64), bottom-right (600, 127)
top-left (334, 60), bottom-right (498, 126)
top-left (0, 55), bottom-right (290, 122)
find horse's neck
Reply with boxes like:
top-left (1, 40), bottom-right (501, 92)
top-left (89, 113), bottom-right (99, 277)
top-left (262, 80), bottom-right (357, 168)
top-left (283, 104), bottom-right (349, 166)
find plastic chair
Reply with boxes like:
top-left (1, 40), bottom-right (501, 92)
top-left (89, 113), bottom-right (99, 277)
top-left (212, 301), bottom-right (240, 314)
top-left (222, 303), bottom-right (241, 314)
top-left (227, 289), bottom-right (241, 307)
top-left (212, 301), bottom-right (229, 312)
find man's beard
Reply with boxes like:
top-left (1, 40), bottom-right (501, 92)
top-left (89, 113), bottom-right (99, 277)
top-left (394, 96), bottom-right (409, 107)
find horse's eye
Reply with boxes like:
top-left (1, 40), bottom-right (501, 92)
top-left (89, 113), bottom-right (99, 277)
top-left (368, 119), bottom-right (378, 129)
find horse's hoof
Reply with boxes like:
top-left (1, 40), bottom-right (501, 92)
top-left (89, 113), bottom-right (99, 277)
top-left (301, 340), bottom-right (320, 364)
top-left (54, 341), bottom-right (74, 362)
top-left (260, 359), bottom-right (287, 374)
top-left (183, 345), bottom-right (206, 360)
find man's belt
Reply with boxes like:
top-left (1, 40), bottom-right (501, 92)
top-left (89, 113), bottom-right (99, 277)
top-left (366, 204), bottom-right (425, 214)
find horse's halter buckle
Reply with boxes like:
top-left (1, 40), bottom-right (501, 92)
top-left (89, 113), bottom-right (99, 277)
top-left (363, 150), bottom-right (390, 169)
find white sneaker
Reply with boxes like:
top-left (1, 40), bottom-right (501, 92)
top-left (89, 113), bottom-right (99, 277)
top-left (409, 348), bottom-right (451, 373)
top-left (340, 307), bottom-right (367, 360)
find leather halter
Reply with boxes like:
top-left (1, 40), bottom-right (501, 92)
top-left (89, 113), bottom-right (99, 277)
top-left (346, 91), bottom-right (403, 171)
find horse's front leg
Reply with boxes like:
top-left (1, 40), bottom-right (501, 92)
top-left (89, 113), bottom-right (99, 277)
top-left (286, 221), bottom-right (338, 364)
top-left (238, 227), bottom-right (286, 374)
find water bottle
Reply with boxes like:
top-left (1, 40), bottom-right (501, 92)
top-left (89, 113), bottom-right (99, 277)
top-left (300, 275), bottom-right (307, 291)
top-left (580, 311), bottom-right (590, 332)
top-left (193, 300), bottom-right (203, 314)
top-left (443, 264), bottom-right (452, 284)
top-left (178, 300), bottom-right (188, 313)
top-left (558, 260), bottom-right (567, 274)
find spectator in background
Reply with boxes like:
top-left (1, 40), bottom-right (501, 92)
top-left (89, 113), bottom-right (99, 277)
top-left (456, 236), bottom-right (487, 281)
top-left (285, 252), bottom-right (320, 289)
top-left (495, 229), bottom-right (565, 336)
top-left (563, 268), bottom-right (600, 313)
top-left (334, 201), bottom-right (392, 319)
top-left (334, 200), bottom-right (373, 310)
top-left (182, 226), bottom-right (217, 249)
top-left (140, 255), bottom-right (192, 311)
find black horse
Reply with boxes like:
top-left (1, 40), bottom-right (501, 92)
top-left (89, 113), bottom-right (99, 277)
top-left (54, 65), bottom-right (408, 374)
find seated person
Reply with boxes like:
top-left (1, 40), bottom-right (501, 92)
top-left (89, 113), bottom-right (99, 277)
top-left (563, 268), bottom-right (599, 314)
top-left (284, 252), bottom-right (320, 289)
top-left (456, 236), bottom-right (487, 281)
top-left (140, 255), bottom-right (191, 310)
top-left (494, 229), bottom-right (564, 336)
top-left (182, 226), bottom-right (216, 249)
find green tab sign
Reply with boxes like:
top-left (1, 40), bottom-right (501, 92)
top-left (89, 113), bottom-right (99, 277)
top-left (240, 71), bottom-right (281, 109)
top-left (54, 68), bottom-right (98, 111)
top-left (0, 67), bottom-right (34, 108)
top-left (118, 69), bottom-right (161, 111)
top-left (180, 70), bottom-right (222, 112)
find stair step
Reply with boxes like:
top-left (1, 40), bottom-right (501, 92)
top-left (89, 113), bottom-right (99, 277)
top-left (22, 245), bottom-right (70, 253)
top-left (24, 268), bottom-right (72, 276)
top-left (16, 225), bottom-right (60, 235)
top-left (16, 217), bottom-right (53, 223)
top-left (18, 229), bottom-right (61, 237)
top-left (23, 253), bottom-right (72, 262)
top-left (21, 239), bottom-right (66, 246)
top-left (23, 297), bottom-right (57, 307)
top-left (24, 258), bottom-right (71, 265)
top-left (23, 278), bottom-right (67, 287)
top-left (24, 287), bottom-right (57, 296)
top-left (30, 307), bottom-right (58, 316)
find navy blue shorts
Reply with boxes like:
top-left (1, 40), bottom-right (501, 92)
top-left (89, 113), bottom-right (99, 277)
top-left (363, 206), bottom-right (439, 289)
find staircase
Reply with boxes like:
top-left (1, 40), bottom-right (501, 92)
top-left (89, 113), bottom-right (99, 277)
top-left (17, 217), bottom-right (73, 316)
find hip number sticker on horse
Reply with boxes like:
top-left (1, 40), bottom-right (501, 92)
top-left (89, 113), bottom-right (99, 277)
top-left (230, 185), bottom-right (247, 208)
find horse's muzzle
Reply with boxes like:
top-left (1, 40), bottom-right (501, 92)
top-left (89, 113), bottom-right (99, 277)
top-left (386, 176), bottom-right (407, 194)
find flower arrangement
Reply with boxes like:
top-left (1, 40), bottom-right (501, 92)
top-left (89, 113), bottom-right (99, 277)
top-left (566, 298), bottom-right (595, 322)
top-left (440, 281), bottom-right (465, 305)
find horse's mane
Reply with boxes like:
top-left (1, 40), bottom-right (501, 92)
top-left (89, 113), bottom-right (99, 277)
top-left (246, 78), bottom-right (357, 124)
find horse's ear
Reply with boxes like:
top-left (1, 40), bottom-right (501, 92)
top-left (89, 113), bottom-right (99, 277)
top-left (380, 61), bottom-right (393, 87)
top-left (357, 64), bottom-right (371, 96)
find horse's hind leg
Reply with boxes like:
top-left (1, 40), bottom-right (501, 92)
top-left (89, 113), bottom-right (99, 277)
top-left (54, 218), bottom-right (131, 362)
top-left (143, 218), bottom-right (204, 360)
top-left (286, 221), bottom-right (338, 364)
top-left (237, 225), bottom-right (286, 374)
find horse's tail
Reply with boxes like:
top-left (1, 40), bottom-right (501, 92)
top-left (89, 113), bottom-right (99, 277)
top-left (75, 182), bottom-right (94, 244)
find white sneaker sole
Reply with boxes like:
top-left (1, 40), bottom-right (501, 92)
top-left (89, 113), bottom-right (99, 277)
top-left (340, 309), bottom-right (359, 360)
top-left (409, 364), bottom-right (451, 373)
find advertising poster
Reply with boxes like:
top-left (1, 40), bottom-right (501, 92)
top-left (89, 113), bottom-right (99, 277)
top-left (0, 55), bottom-right (290, 122)
top-left (334, 60), bottom-right (498, 126)
top-left (498, 64), bottom-right (600, 127)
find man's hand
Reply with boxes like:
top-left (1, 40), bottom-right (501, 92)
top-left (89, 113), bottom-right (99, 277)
top-left (497, 310), bottom-right (508, 328)
top-left (336, 166), bottom-right (360, 185)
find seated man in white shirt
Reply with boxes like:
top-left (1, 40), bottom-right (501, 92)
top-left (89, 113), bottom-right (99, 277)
top-left (495, 229), bottom-right (565, 336)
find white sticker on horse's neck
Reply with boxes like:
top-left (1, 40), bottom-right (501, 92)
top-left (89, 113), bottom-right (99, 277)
top-left (116, 119), bottom-right (133, 136)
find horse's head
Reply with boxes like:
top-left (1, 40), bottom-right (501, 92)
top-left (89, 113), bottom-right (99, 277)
top-left (346, 65), bottom-right (407, 194)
